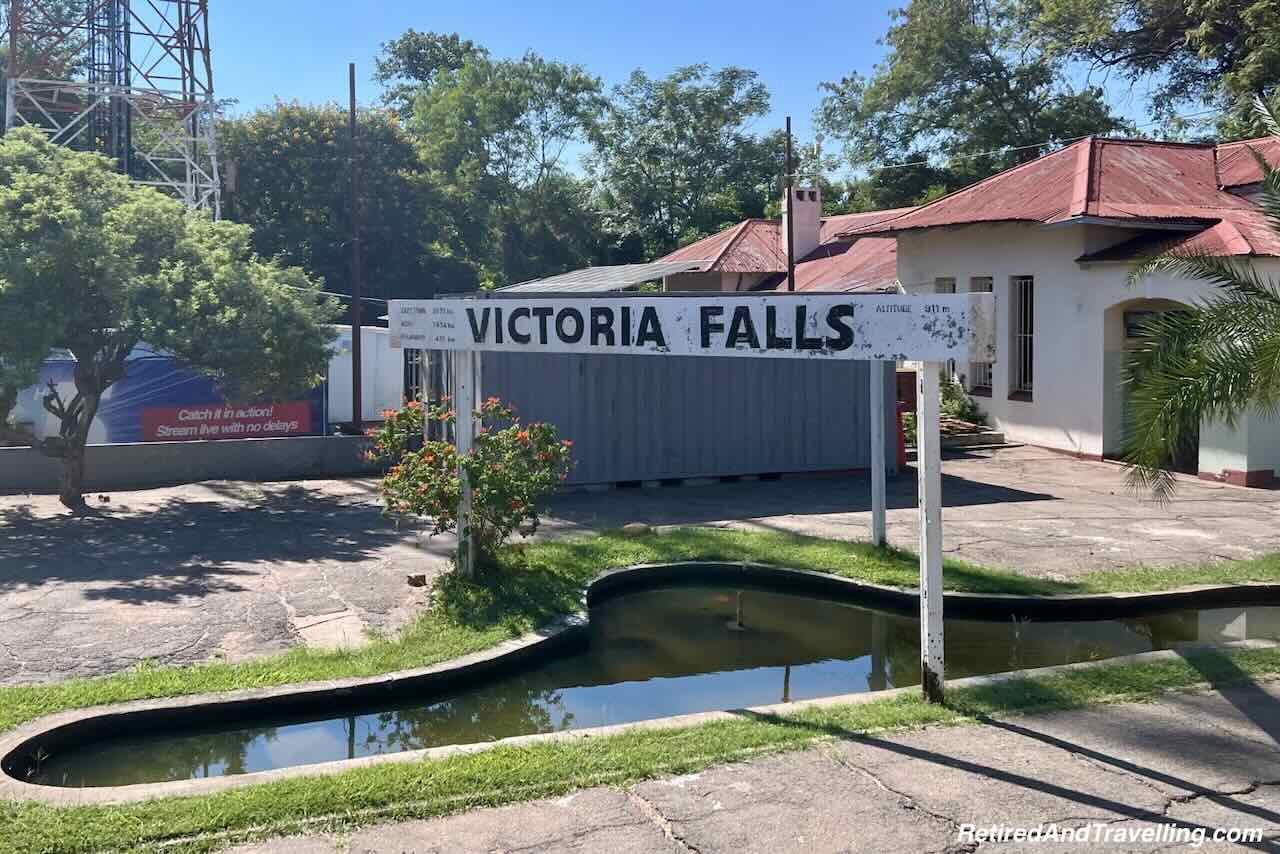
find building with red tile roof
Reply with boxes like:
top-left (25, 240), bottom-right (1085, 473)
top-left (839, 133), bottom-right (1280, 486)
top-left (658, 190), bottom-right (913, 293)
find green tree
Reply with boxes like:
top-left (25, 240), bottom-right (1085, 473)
top-left (0, 128), bottom-right (339, 509)
top-left (586, 65), bottom-right (780, 256)
top-left (373, 30), bottom-right (488, 116)
top-left (1124, 95), bottom-right (1280, 497)
top-left (1023, 0), bottom-right (1280, 133)
top-left (218, 102), bottom-right (478, 305)
top-left (407, 47), bottom-right (609, 285)
top-left (815, 0), bottom-right (1127, 205)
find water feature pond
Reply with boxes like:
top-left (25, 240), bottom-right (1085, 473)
top-left (10, 582), bottom-right (1280, 788)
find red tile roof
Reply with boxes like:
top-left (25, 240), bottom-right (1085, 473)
top-left (658, 207), bottom-right (914, 292)
top-left (840, 135), bottom-right (1280, 257)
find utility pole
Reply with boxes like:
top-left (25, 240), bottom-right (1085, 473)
top-left (784, 116), bottom-right (796, 292)
top-left (348, 62), bottom-right (364, 433)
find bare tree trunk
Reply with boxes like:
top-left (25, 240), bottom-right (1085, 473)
top-left (57, 390), bottom-right (99, 511)
top-left (59, 442), bottom-right (87, 509)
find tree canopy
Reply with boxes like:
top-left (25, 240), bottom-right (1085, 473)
top-left (1023, 0), bottom-right (1280, 134)
top-left (408, 50), bottom-right (611, 286)
top-left (0, 127), bottom-right (338, 508)
top-left (587, 65), bottom-right (781, 256)
top-left (815, 0), bottom-right (1128, 206)
top-left (218, 102), bottom-right (479, 307)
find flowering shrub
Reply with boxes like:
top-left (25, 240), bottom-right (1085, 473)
top-left (369, 396), bottom-right (573, 566)
top-left (364, 400), bottom-right (425, 462)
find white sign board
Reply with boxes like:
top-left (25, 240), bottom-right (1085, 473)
top-left (389, 294), bottom-right (996, 363)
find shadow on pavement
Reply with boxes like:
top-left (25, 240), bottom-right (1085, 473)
top-left (546, 470), bottom-right (1055, 530)
top-left (0, 484), bottom-right (406, 604)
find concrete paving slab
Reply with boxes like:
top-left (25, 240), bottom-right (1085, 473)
top-left (342, 788), bottom-right (680, 854)
top-left (986, 697), bottom-right (1280, 798)
top-left (828, 722), bottom-right (1171, 827)
top-left (629, 749), bottom-right (954, 854)
top-left (223, 836), bottom-right (341, 854)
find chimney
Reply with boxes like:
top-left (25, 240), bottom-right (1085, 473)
top-left (783, 186), bottom-right (822, 262)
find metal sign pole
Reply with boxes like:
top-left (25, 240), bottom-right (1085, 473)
top-left (916, 361), bottom-right (944, 702)
top-left (455, 350), bottom-right (477, 577)
top-left (870, 361), bottom-right (887, 546)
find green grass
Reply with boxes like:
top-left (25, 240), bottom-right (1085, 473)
top-left (5, 527), bottom-right (1280, 737)
top-left (3, 645), bottom-right (1278, 854)
top-left (518, 526), bottom-right (1280, 596)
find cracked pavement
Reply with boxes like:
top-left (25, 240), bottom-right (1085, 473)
top-left (227, 679), bottom-right (1280, 853)
top-left (3, 446), bottom-right (1280, 684)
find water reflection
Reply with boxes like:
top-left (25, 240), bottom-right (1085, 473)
top-left (19, 586), bottom-right (1280, 788)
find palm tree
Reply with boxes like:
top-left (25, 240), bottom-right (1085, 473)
top-left (1125, 95), bottom-right (1280, 499)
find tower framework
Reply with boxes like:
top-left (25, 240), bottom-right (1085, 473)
top-left (4, 0), bottom-right (221, 215)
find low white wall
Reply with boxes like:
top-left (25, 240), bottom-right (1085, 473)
top-left (0, 436), bottom-right (378, 495)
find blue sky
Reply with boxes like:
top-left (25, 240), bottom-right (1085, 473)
top-left (211, 0), bottom-right (1159, 162)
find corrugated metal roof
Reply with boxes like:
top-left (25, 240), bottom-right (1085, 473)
top-left (839, 135), bottom-right (1280, 257)
top-left (662, 219), bottom-right (786, 272)
top-left (659, 208), bottom-right (915, 292)
top-left (500, 260), bottom-right (710, 292)
top-left (818, 207), bottom-right (916, 243)
top-left (790, 238), bottom-right (900, 292)
top-left (1078, 208), bottom-right (1280, 262)
top-left (1217, 136), bottom-right (1280, 188)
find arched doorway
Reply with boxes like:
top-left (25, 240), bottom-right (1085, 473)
top-left (1102, 298), bottom-right (1198, 472)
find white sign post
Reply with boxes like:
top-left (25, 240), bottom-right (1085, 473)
top-left (916, 362), bottom-right (945, 701)
top-left (454, 350), bottom-right (478, 578)
top-left (869, 361), bottom-right (887, 547)
top-left (391, 293), bottom-right (995, 701)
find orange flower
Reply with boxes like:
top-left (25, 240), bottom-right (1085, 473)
top-left (517, 430), bottom-right (530, 443)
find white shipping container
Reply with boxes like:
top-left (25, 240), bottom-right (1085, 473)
top-left (327, 325), bottom-right (406, 425)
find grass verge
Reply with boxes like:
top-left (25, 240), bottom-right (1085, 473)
top-left (2, 645), bottom-right (1278, 854)
top-left (5, 527), bottom-right (1280, 736)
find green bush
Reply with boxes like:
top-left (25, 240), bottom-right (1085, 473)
top-left (370, 397), bottom-right (574, 566)
top-left (940, 373), bottom-right (987, 425)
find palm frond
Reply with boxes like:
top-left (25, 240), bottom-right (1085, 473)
top-left (1255, 94), bottom-right (1280, 139)
top-left (1122, 290), bottom-right (1280, 500)
top-left (1128, 252), bottom-right (1280, 305)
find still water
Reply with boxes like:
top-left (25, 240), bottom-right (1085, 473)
top-left (17, 585), bottom-right (1280, 787)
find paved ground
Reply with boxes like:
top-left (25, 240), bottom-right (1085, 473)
top-left (4, 446), bottom-right (1280, 684)
top-left (228, 677), bottom-right (1280, 853)
top-left (547, 445), bottom-right (1280, 576)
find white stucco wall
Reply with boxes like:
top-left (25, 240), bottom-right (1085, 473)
top-left (895, 222), bottom-right (1280, 472)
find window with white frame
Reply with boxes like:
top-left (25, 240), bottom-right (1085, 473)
top-left (1010, 275), bottom-right (1034, 397)
top-left (968, 276), bottom-right (993, 393)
